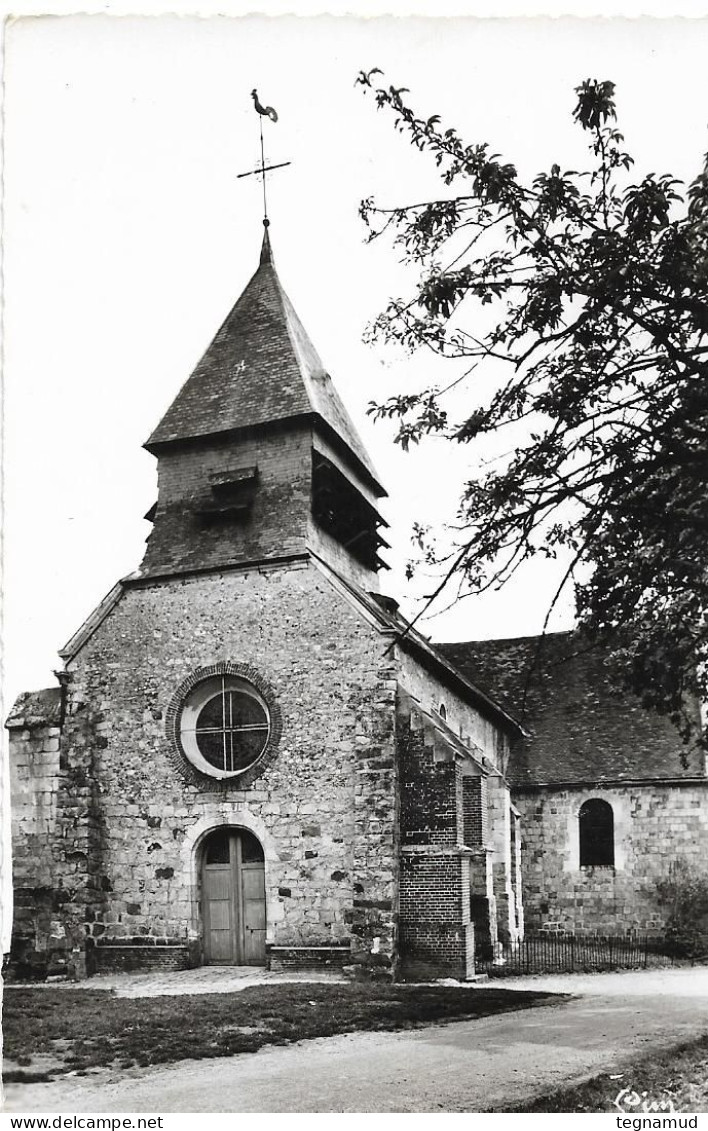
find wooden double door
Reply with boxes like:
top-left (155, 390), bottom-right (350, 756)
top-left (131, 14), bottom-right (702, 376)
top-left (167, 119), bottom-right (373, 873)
top-left (201, 828), bottom-right (266, 966)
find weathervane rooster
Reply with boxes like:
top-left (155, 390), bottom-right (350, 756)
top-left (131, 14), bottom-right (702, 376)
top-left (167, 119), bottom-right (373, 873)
top-left (251, 89), bottom-right (278, 122)
top-left (238, 87), bottom-right (289, 226)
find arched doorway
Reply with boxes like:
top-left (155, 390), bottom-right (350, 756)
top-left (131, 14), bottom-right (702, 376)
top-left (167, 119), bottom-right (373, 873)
top-left (200, 827), bottom-right (266, 965)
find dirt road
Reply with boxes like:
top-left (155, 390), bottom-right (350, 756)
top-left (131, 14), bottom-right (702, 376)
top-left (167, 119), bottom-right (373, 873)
top-left (4, 968), bottom-right (708, 1113)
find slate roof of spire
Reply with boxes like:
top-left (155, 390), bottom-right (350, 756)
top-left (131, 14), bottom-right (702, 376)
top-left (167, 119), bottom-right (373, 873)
top-left (146, 228), bottom-right (385, 496)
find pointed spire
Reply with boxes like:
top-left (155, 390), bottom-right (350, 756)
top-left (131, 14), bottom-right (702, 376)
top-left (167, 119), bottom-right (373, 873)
top-left (259, 220), bottom-right (272, 266)
top-left (145, 232), bottom-right (386, 498)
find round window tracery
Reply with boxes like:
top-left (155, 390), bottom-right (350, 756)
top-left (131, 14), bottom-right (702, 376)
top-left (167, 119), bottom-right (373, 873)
top-left (179, 675), bottom-right (270, 780)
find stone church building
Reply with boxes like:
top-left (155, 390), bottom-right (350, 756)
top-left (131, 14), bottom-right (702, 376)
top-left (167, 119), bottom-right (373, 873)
top-left (7, 227), bottom-right (708, 981)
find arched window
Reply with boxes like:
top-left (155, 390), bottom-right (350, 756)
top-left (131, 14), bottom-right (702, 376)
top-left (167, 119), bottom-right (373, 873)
top-left (439, 703), bottom-right (447, 720)
top-left (579, 799), bottom-right (615, 867)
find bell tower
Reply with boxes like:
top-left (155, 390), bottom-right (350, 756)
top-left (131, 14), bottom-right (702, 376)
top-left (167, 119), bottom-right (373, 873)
top-left (141, 226), bottom-right (389, 590)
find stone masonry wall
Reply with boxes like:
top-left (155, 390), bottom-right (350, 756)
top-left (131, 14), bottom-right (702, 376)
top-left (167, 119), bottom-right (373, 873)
top-left (487, 775), bottom-right (522, 946)
top-left (395, 649), bottom-right (510, 775)
top-left (349, 663), bottom-right (399, 977)
top-left (55, 559), bottom-right (399, 977)
top-left (516, 781), bottom-right (708, 934)
top-left (8, 721), bottom-right (68, 977)
top-left (142, 427), bottom-right (312, 577)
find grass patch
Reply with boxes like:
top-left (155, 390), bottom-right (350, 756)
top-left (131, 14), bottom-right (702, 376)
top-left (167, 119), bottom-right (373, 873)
top-left (2, 1070), bottom-right (57, 1085)
top-left (3, 983), bottom-right (557, 1078)
top-left (507, 1034), bottom-right (708, 1113)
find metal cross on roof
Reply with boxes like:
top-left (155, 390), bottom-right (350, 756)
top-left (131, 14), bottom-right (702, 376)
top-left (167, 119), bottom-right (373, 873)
top-left (237, 88), bottom-right (291, 227)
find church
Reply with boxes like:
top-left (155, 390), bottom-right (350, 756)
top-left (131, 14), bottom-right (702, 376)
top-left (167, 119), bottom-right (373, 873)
top-left (7, 221), bottom-right (708, 982)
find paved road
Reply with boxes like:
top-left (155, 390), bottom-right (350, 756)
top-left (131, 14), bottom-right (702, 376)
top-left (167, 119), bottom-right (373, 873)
top-left (4, 968), bottom-right (708, 1113)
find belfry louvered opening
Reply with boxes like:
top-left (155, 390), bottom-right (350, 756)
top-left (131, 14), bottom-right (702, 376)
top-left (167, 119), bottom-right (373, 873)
top-left (311, 451), bottom-right (389, 571)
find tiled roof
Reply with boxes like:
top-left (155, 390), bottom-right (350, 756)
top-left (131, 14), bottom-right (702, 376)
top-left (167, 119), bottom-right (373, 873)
top-left (146, 228), bottom-right (385, 496)
top-left (439, 631), bottom-right (704, 786)
top-left (5, 687), bottom-right (62, 729)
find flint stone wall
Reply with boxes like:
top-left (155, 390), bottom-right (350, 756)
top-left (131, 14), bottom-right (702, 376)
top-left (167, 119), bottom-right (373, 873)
top-left (10, 559), bottom-right (399, 978)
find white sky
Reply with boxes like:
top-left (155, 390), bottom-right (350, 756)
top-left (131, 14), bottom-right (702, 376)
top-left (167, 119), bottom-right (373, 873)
top-left (5, 11), bottom-right (708, 709)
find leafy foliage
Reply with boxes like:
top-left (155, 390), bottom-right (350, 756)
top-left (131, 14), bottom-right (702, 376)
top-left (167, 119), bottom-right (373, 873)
top-left (357, 69), bottom-right (708, 745)
top-left (656, 861), bottom-right (708, 958)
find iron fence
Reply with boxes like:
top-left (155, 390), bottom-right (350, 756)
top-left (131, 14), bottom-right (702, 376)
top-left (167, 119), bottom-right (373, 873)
top-left (475, 932), bottom-right (671, 976)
